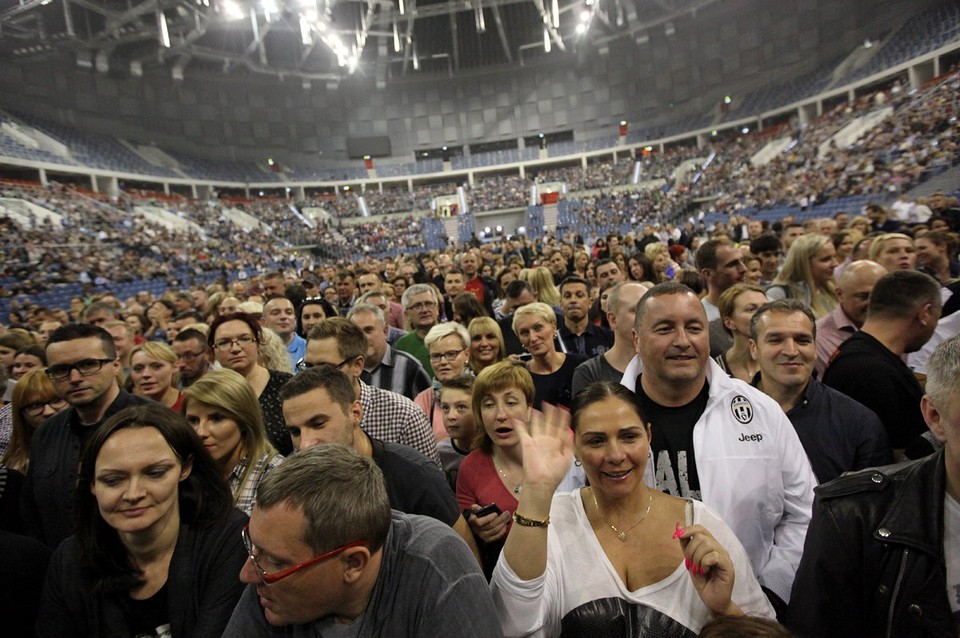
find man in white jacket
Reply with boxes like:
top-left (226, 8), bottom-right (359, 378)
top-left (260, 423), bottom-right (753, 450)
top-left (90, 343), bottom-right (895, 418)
top-left (620, 281), bottom-right (816, 617)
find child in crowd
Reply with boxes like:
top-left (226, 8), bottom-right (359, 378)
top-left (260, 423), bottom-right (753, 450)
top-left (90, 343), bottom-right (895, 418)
top-left (437, 375), bottom-right (476, 491)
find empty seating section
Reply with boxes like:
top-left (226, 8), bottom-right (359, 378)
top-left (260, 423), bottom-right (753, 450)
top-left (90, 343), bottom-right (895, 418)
top-left (9, 112), bottom-right (181, 178)
top-left (162, 149), bottom-right (280, 183)
top-left (720, 63), bottom-right (839, 123)
top-left (842, 3), bottom-right (960, 84)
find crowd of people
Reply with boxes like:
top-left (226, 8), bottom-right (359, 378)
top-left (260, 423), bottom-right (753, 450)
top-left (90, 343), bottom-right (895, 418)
top-left (1, 181), bottom-right (959, 635)
top-left (2, 59), bottom-right (960, 638)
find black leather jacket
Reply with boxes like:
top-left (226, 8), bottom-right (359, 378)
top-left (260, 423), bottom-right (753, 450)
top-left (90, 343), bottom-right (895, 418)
top-left (787, 451), bottom-right (957, 638)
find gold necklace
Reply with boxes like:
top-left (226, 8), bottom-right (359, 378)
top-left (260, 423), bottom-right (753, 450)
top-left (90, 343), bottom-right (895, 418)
top-left (493, 456), bottom-right (523, 494)
top-left (592, 487), bottom-right (653, 542)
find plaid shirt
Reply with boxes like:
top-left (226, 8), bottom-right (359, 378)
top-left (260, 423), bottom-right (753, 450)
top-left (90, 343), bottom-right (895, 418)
top-left (359, 381), bottom-right (441, 466)
top-left (362, 346), bottom-right (432, 401)
top-left (229, 451), bottom-right (286, 515)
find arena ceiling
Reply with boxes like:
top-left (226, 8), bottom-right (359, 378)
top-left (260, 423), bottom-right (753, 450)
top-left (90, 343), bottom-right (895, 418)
top-left (0, 0), bottom-right (723, 82)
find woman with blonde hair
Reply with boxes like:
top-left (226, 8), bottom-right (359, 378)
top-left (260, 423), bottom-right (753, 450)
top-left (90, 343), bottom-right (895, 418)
top-left (643, 241), bottom-right (671, 282)
top-left (3, 370), bottom-right (68, 473)
top-left (521, 267), bottom-right (561, 307)
top-left (415, 322), bottom-right (473, 441)
top-left (513, 302), bottom-right (586, 410)
top-left (182, 369), bottom-right (284, 514)
top-left (129, 341), bottom-right (183, 410)
top-left (767, 233), bottom-right (839, 319)
top-left (572, 251), bottom-right (591, 279)
top-left (868, 233), bottom-right (917, 272)
top-left (258, 327), bottom-right (294, 374)
top-left (468, 317), bottom-right (506, 375)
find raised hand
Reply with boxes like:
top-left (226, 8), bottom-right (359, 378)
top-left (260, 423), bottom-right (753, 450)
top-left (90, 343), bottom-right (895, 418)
top-left (674, 523), bottom-right (741, 617)
top-left (516, 402), bottom-right (574, 493)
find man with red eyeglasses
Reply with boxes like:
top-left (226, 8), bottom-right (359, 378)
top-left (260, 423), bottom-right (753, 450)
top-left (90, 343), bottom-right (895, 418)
top-left (224, 444), bottom-right (499, 636)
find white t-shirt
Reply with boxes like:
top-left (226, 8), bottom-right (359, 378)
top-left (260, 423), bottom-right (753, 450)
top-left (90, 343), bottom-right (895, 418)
top-left (491, 492), bottom-right (774, 637)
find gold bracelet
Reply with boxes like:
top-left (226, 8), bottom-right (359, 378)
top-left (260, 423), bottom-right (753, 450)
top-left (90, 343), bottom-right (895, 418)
top-left (513, 512), bottom-right (550, 527)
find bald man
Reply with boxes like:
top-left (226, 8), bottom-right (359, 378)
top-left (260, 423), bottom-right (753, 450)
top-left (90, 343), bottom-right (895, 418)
top-left (814, 260), bottom-right (889, 376)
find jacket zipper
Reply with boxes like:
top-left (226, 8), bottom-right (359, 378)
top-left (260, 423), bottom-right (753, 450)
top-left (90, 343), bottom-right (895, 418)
top-left (886, 549), bottom-right (909, 638)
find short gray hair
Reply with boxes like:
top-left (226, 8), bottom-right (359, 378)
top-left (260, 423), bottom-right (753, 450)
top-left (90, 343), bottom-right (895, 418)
top-left (347, 302), bottom-right (386, 327)
top-left (256, 444), bottom-right (391, 553)
top-left (925, 334), bottom-right (960, 413)
top-left (401, 283), bottom-right (438, 310)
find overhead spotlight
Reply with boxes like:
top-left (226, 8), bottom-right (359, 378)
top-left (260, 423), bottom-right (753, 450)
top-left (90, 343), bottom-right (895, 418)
top-left (495, 225), bottom-right (503, 233)
top-left (863, 39), bottom-right (873, 48)
top-left (664, 22), bottom-right (675, 36)
top-left (575, 23), bottom-right (587, 35)
top-left (741, 127), bottom-right (749, 134)
top-left (157, 11), bottom-right (171, 48)
top-left (723, 96), bottom-right (732, 104)
top-left (267, 158), bottom-right (275, 166)
top-left (484, 226), bottom-right (492, 234)
top-left (220, 0), bottom-right (244, 20)
top-left (517, 226), bottom-right (527, 235)
top-left (580, 9), bottom-right (590, 22)
top-left (711, 130), bottom-right (718, 136)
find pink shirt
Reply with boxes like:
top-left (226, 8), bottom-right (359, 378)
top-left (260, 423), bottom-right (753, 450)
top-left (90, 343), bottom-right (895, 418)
top-left (815, 305), bottom-right (857, 377)
top-left (414, 387), bottom-right (449, 442)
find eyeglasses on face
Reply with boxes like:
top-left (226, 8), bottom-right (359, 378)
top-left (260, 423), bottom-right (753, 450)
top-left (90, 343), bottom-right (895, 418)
top-left (176, 350), bottom-right (207, 362)
top-left (241, 524), bottom-right (367, 585)
top-left (429, 348), bottom-right (467, 363)
top-left (296, 355), bottom-right (358, 372)
top-left (407, 301), bottom-right (437, 312)
top-left (21, 398), bottom-right (69, 417)
top-left (45, 358), bottom-right (115, 381)
top-left (212, 335), bottom-right (258, 351)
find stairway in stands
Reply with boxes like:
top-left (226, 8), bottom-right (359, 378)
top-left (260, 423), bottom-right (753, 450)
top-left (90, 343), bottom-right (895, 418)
top-left (906, 163), bottom-right (960, 199)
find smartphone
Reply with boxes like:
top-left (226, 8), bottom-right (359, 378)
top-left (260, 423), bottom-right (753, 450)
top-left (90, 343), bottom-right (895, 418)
top-left (517, 353), bottom-right (533, 362)
top-left (474, 503), bottom-right (502, 518)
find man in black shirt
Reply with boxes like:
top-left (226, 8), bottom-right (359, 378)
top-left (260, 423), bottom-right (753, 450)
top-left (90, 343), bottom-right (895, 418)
top-left (822, 270), bottom-right (941, 458)
top-left (279, 366), bottom-right (478, 561)
top-left (21, 323), bottom-right (148, 547)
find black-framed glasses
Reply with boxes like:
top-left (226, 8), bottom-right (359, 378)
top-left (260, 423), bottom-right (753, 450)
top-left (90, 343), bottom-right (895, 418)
top-left (212, 335), bottom-right (258, 351)
top-left (241, 525), bottom-right (367, 585)
top-left (429, 348), bottom-right (467, 363)
top-left (45, 358), bottom-right (115, 381)
top-left (21, 398), bottom-right (68, 417)
top-left (296, 355), bottom-right (358, 372)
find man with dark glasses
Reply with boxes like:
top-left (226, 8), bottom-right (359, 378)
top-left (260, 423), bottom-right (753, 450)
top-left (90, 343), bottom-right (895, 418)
top-left (21, 323), bottom-right (148, 547)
